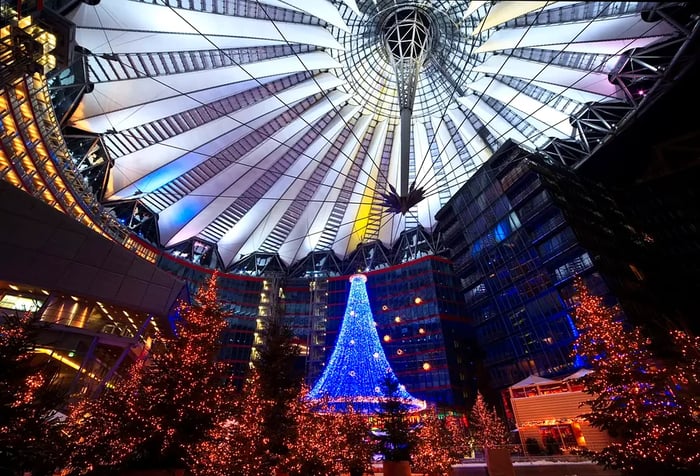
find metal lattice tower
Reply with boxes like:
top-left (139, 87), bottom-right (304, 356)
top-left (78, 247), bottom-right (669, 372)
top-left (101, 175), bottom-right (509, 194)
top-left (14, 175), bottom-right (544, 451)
top-left (381, 7), bottom-right (432, 200)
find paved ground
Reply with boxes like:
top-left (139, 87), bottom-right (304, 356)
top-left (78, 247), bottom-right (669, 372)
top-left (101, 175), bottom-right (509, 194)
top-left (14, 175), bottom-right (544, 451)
top-left (370, 460), bottom-right (621, 476)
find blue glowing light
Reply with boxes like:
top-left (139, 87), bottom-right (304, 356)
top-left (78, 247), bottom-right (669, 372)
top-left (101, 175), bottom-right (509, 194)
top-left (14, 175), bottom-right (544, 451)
top-left (494, 222), bottom-right (507, 242)
top-left (306, 274), bottom-right (425, 414)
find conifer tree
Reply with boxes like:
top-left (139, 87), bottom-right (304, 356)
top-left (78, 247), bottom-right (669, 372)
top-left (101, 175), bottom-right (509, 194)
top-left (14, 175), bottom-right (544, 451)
top-left (188, 372), bottom-right (270, 476)
top-left (334, 405), bottom-right (375, 476)
top-left (283, 394), bottom-right (344, 476)
top-left (469, 391), bottom-right (509, 450)
top-left (572, 278), bottom-right (700, 475)
top-left (287, 399), bottom-right (375, 476)
top-left (254, 292), bottom-right (303, 473)
top-left (66, 358), bottom-right (147, 474)
top-left (66, 273), bottom-right (238, 474)
top-left (413, 407), bottom-right (471, 476)
top-left (0, 310), bottom-right (66, 476)
top-left (375, 375), bottom-right (419, 462)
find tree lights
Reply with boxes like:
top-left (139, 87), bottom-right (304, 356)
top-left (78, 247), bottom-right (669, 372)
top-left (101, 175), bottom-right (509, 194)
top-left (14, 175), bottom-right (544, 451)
top-left (469, 392), bottom-right (510, 450)
top-left (65, 273), bottom-right (240, 474)
top-left (306, 274), bottom-right (425, 414)
top-left (572, 277), bottom-right (700, 475)
top-left (413, 407), bottom-right (472, 475)
top-left (0, 311), bottom-right (66, 475)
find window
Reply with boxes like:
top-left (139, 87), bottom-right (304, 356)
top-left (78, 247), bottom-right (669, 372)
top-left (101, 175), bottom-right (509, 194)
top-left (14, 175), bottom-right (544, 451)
top-left (553, 253), bottom-right (593, 281)
top-left (0, 294), bottom-right (43, 312)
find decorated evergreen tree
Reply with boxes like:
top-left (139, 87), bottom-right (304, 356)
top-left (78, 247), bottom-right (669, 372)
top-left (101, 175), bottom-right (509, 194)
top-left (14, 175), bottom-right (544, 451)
top-left (469, 391), bottom-right (509, 451)
top-left (188, 372), bottom-right (270, 476)
top-left (66, 358), bottom-right (147, 474)
top-left (375, 375), bottom-right (419, 463)
top-left (66, 272), bottom-right (238, 474)
top-left (0, 310), bottom-right (66, 476)
top-left (283, 393), bottom-right (345, 476)
top-left (306, 274), bottom-right (424, 414)
top-left (670, 329), bottom-right (700, 403)
top-left (254, 292), bottom-right (304, 474)
top-left (572, 278), bottom-right (700, 475)
top-left (447, 415), bottom-right (475, 459)
top-left (333, 405), bottom-right (376, 476)
top-left (413, 407), bottom-right (471, 476)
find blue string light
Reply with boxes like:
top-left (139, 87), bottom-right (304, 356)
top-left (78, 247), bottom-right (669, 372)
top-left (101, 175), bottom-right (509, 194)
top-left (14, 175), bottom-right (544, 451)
top-left (307, 274), bottom-right (425, 414)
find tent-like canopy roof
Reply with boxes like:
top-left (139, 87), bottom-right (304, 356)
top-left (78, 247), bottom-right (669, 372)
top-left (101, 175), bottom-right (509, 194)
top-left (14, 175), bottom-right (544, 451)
top-left (509, 375), bottom-right (558, 389)
top-left (58, 1), bottom-right (699, 268)
top-left (562, 368), bottom-right (594, 380)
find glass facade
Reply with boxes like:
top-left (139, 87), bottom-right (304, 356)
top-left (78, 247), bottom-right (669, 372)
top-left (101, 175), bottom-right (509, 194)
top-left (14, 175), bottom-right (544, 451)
top-left (284, 273), bottom-right (337, 386)
top-left (435, 142), bottom-right (618, 391)
top-left (156, 253), bottom-right (264, 387)
top-left (536, 155), bottom-right (700, 348)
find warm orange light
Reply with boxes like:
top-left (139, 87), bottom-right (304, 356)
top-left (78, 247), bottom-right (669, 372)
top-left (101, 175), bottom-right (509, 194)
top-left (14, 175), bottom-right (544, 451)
top-left (414, 297), bottom-right (423, 305)
top-left (418, 327), bottom-right (425, 334)
top-left (382, 305), bottom-right (389, 311)
top-left (423, 362), bottom-right (431, 370)
top-left (394, 316), bottom-right (401, 323)
top-left (383, 335), bottom-right (391, 342)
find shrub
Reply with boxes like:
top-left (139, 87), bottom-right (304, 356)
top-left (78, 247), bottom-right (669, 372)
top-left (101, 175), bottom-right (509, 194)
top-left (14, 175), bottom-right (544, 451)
top-left (525, 437), bottom-right (543, 455)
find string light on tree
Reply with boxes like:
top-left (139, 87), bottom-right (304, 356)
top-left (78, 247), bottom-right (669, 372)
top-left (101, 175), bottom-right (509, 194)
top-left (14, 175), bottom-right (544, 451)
top-left (306, 274), bottom-right (425, 413)
top-left (469, 391), bottom-right (510, 450)
top-left (413, 406), bottom-right (472, 475)
top-left (571, 277), bottom-right (700, 474)
top-left (0, 310), bottom-right (66, 475)
top-left (65, 272), bottom-right (240, 475)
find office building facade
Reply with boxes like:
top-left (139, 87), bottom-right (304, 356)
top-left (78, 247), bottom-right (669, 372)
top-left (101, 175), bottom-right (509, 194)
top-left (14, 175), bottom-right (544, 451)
top-left (435, 142), bottom-right (616, 392)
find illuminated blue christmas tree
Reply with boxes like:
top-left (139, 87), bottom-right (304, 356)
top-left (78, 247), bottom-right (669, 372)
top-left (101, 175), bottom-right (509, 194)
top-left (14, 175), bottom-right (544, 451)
top-left (307, 274), bottom-right (425, 414)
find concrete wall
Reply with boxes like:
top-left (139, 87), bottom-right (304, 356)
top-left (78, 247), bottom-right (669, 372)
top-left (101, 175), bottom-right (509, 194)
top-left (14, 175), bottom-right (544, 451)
top-left (0, 181), bottom-right (186, 320)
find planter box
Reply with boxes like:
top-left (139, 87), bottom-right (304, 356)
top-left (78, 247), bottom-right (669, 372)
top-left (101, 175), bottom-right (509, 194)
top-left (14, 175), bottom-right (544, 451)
top-left (485, 448), bottom-right (515, 476)
top-left (120, 470), bottom-right (186, 476)
top-left (382, 460), bottom-right (412, 476)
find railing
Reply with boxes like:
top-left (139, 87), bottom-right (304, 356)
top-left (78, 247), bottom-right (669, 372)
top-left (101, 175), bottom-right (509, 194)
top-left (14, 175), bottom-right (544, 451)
top-left (25, 76), bottom-right (160, 263)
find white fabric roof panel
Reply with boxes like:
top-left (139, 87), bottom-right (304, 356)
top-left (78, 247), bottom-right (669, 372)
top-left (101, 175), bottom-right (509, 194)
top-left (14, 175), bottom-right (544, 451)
top-left (429, 116), bottom-right (469, 197)
top-left (457, 95), bottom-right (537, 150)
top-left (223, 109), bottom-right (353, 261)
top-left (160, 90), bottom-right (351, 247)
top-left (277, 111), bottom-right (371, 263)
top-left (67, 1), bottom-right (344, 53)
top-left (476, 14), bottom-right (677, 54)
top-left (55, 1), bottom-right (694, 266)
top-left (333, 118), bottom-right (389, 258)
top-left (473, 1), bottom-right (581, 34)
top-left (412, 120), bottom-right (444, 231)
top-left (105, 73), bottom-right (345, 200)
top-left (71, 52), bottom-right (341, 132)
top-left (464, 78), bottom-right (574, 139)
top-left (257, 0), bottom-right (350, 32)
top-left (474, 55), bottom-right (623, 101)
